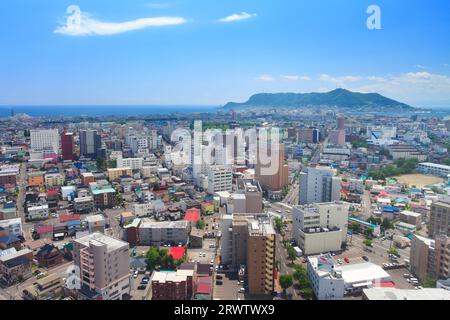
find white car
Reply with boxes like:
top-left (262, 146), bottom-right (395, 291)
top-left (239, 287), bottom-right (246, 293)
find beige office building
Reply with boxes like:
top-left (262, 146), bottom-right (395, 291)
top-left (107, 167), bottom-right (132, 181)
top-left (255, 143), bottom-right (288, 192)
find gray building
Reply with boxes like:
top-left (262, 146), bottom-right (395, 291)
top-left (138, 219), bottom-right (190, 246)
top-left (79, 130), bottom-right (102, 159)
top-left (299, 167), bottom-right (341, 205)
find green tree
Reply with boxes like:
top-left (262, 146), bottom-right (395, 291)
top-left (388, 246), bottom-right (399, 257)
top-left (286, 245), bottom-right (297, 263)
top-left (279, 274), bottom-right (293, 292)
top-left (363, 239), bottom-right (373, 247)
top-left (196, 220), bottom-right (206, 230)
top-left (348, 222), bottom-right (361, 233)
top-left (145, 247), bottom-right (161, 271)
top-left (422, 274), bottom-right (437, 288)
top-left (274, 217), bottom-right (284, 234)
top-left (364, 228), bottom-right (374, 238)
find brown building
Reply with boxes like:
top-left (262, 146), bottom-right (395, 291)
top-left (36, 244), bottom-right (64, 268)
top-left (236, 179), bottom-right (263, 214)
top-left (429, 201), bottom-right (450, 238)
top-left (255, 143), bottom-right (288, 192)
top-left (151, 269), bottom-right (194, 300)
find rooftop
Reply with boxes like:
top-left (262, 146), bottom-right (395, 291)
top-left (74, 232), bottom-right (128, 252)
top-left (363, 287), bottom-right (450, 300)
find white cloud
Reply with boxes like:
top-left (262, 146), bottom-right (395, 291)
top-left (145, 3), bottom-right (172, 9)
top-left (282, 75), bottom-right (310, 81)
top-left (415, 64), bottom-right (426, 69)
top-left (55, 7), bottom-right (186, 36)
top-left (255, 74), bottom-right (274, 81)
top-left (219, 12), bottom-right (257, 23)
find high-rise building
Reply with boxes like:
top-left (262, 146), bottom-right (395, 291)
top-left (235, 179), bottom-right (263, 213)
top-left (255, 143), bottom-right (289, 192)
top-left (61, 129), bottom-right (75, 161)
top-left (79, 129), bottom-right (102, 159)
top-left (292, 202), bottom-right (349, 255)
top-left (429, 200), bottom-right (450, 238)
top-left (299, 166), bottom-right (341, 205)
top-left (220, 213), bottom-right (276, 295)
top-left (207, 165), bottom-right (232, 195)
top-left (410, 234), bottom-right (450, 281)
top-left (30, 129), bottom-right (59, 154)
top-left (72, 233), bottom-right (131, 300)
top-left (298, 127), bottom-right (320, 143)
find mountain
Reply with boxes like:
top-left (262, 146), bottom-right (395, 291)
top-left (223, 88), bottom-right (413, 111)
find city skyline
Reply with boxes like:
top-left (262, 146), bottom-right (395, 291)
top-left (0, 0), bottom-right (450, 108)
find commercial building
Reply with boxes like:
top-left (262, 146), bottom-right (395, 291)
top-left (429, 201), bottom-right (450, 238)
top-left (417, 162), bottom-right (450, 178)
top-left (207, 165), bottom-right (232, 195)
top-left (61, 129), bottom-right (75, 161)
top-left (292, 202), bottom-right (349, 255)
top-left (410, 234), bottom-right (450, 281)
top-left (299, 166), bottom-right (341, 205)
top-left (22, 273), bottom-right (64, 300)
top-left (307, 253), bottom-right (391, 300)
top-left (72, 232), bottom-right (131, 300)
top-left (30, 129), bottom-right (59, 154)
top-left (151, 269), bottom-right (194, 300)
top-left (298, 127), bottom-right (320, 143)
top-left (79, 129), bottom-right (102, 159)
top-left (255, 143), bottom-right (289, 192)
top-left (138, 219), bottom-right (190, 246)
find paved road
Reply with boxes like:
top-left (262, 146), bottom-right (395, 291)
top-left (275, 234), bottom-right (301, 300)
top-left (350, 233), bottom-right (410, 263)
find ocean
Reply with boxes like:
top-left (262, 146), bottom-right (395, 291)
top-left (0, 105), bottom-right (219, 118)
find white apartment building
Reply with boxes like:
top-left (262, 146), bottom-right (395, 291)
top-left (138, 219), bottom-right (190, 246)
top-left (292, 202), bottom-right (349, 255)
top-left (116, 155), bottom-right (143, 170)
top-left (72, 233), bottom-right (131, 300)
top-left (0, 218), bottom-right (23, 236)
top-left (299, 167), bottom-right (341, 205)
top-left (27, 204), bottom-right (49, 220)
top-left (207, 165), bottom-right (232, 195)
top-left (133, 203), bottom-right (154, 217)
top-left (30, 129), bottom-right (59, 153)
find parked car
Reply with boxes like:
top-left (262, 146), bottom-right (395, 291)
top-left (137, 285), bottom-right (146, 290)
top-left (216, 280), bottom-right (223, 285)
top-left (362, 256), bottom-right (369, 261)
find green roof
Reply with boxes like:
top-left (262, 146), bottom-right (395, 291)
top-left (91, 188), bottom-right (116, 195)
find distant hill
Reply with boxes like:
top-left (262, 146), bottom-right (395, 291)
top-left (223, 88), bottom-right (413, 111)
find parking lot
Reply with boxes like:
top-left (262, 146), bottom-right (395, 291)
top-left (213, 272), bottom-right (242, 300)
top-left (129, 272), bottom-right (151, 300)
top-left (187, 238), bottom-right (217, 265)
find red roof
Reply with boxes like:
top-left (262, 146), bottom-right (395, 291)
top-left (196, 283), bottom-right (211, 294)
top-left (196, 276), bottom-right (212, 294)
top-left (47, 188), bottom-right (59, 196)
top-left (168, 246), bottom-right (185, 260)
top-left (36, 225), bottom-right (53, 234)
top-left (184, 208), bottom-right (200, 222)
top-left (373, 282), bottom-right (396, 288)
top-left (60, 214), bottom-right (81, 223)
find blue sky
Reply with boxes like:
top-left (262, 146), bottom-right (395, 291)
top-left (0, 0), bottom-right (450, 108)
